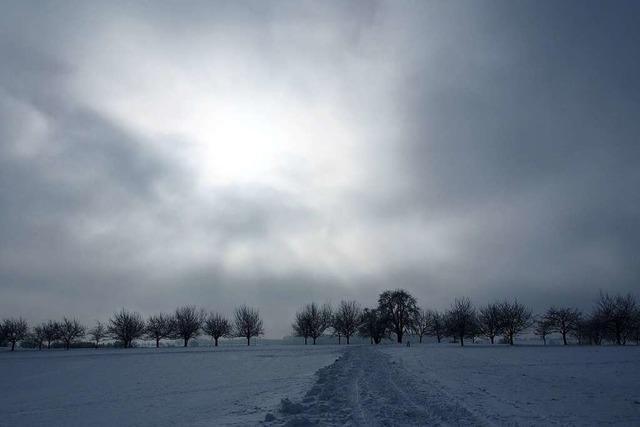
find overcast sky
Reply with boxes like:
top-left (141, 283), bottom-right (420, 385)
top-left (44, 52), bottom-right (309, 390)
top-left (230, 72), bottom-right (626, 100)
top-left (1, 1), bottom-right (639, 338)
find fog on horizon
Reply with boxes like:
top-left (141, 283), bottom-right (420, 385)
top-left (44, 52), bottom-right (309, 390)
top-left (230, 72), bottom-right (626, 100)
top-left (1, 1), bottom-right (639, 338)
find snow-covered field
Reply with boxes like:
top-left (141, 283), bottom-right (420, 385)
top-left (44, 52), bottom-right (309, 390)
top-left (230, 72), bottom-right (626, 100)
top-left (2, 343), bottom-right (639, 426)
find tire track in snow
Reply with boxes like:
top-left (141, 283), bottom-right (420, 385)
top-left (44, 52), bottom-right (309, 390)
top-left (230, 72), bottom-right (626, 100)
top-left (262, 346), bottom-right (485, 426)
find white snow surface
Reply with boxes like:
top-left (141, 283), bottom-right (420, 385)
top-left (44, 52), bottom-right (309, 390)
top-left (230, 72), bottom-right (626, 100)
top-left (2, 343), bottom-right (640, 426)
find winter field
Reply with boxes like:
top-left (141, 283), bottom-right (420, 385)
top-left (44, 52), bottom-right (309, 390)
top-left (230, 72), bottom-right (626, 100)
top-left (1, 344), bottom-right (639, 426)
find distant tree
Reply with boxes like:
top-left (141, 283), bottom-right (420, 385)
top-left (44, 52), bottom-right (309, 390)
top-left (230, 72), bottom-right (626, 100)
top-left (534, 317), bottom-right (552, 345)
top-left (425, 310), bottom-right (445, 343)
top-left (574, 312), bottom-right (604, 345)
top-left (42, 320), bottom-right (60, 349)
top-left (174, 305), bottom-right (205, 347)
top-left (412, 309), bottom-right (431, 343)
top-left (545, 307), bottom-right (581, 345)
top-left (300, 302), bottom-right (332, 345)
top-left (108, 309), bottom-right (146, 348)
top-left (33, 324), bottom-right (46, 350)
top-left (203, 313), bottom-right (232, 347)
top-left (378, 289), bottom-right (418, 343)
top-left (2, 318), bottom-right (29, 351)
top-left (234, 305), bottom-right (264, 346)
top-left (334, 300), bottom-right (362, 344)
top-left (478, 303), bottom-right (502, 344)
top-left (358, 308), bottom-right (388, 344)
top-left (497, 300), bottom-right (532, 345)
top-left (146, 313), bottom-right (175, 348)
top-left (292, 308), bottom-right (312, 345)
top-left (331, 313), bottom-right (343, 344)
top-left (88, 321), bottom-right (107, 349)
top-left (57, 318), bottom-right (85, 350)
top-left (445, 298), bottom-right (477, 347)
top-left (594, 292), bottom-right (637, 345)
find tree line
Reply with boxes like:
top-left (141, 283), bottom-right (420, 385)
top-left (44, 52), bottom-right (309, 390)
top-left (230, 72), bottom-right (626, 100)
top-left (292, 289), bottom-right (640, 347)
top-left (2, 290), bottom-right (639, 351)
top-left (0, 305), bottom-right (263, 351)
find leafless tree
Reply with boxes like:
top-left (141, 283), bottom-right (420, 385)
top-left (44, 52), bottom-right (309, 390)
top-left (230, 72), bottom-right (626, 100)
top-left (534, 317), bottom-right (552, 345)
top-left (594, 292), bottom-right (637, 345)
top-left (378, 289), bottom-right (418, 343)
top-left (478, 303), bottom-right (502, 344)
top-left (203, 312), bottom-right (232, 347)
top-left (497, 300), bottom-right (532, 345)
top-left (88, 321), bottom-right (107, 349)
top-left (292, 308), bottom-right (312, 344)
top-left (412, 309), bottom-right (431, 343)
top-left (1, 318), bottom-right (29, 351)
top-left (358, 308), bottom-right (388, 344)
top-left (425, 310), bottom-right (445, 343)
top-left (33, 324), bottom-right (47, 350)
top-left (41, 320), bottom-right (60, 349)
top-left (56, 318), bottom-right (86, 350)
top-left (234, 305), bottom-right (264, 346)
top-left (297, 302), bottom-right (332, 345)
top-left (108, 308), bottom-right (146, 348)
top-left (334, 300), bottom-right (361, 344)
top-left (544, 307), bottom-right (581, 345)
top-left (174, 305), bottom-right (205, 347)
top-left (445, 298), bottom-right (477, 347)
top-left (146, 313), bottom-right (175, 348)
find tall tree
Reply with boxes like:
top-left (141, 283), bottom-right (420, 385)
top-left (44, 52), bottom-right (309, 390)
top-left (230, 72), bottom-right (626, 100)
top-left (534, 317), bottom-right (552, 345)
top-left (594, 292), bottom-right (637, 345)
top-left (334, 300), bottom-right (361, 344)
top-left (377, 289), bottom-right (418, 343)
top-left (497, 300), bottom-right (533, 345)
top-left (174, 305), bottom-right (205, 347)
top-left (203, 312), bottom-right (231, 347)
top-left (33, 324), bottom-right (46, 350)
top-left (478, 303), bottom-right (501, 344)
top-left (425, 310), bottom-right (445, 343)
top-left (300, 302), bottom-right (332, 345)
top-left (2, 318), bottom-right (29, 351)
top-left (412, 309), bottom-right (431, 343)
top-left (88, 321), bottom-right (107, 349)
top-left (292, 309), bottom-right (311, 345)
top-left (108, 309), bottom-right (146, 348)
top-left (42, 320), bottom-right (60, 349)
top-left (146, 313), bottom-right (175, 348)
top-left (234, 305), bottom-right (264, 346)
top-left (57, 318), bottom-right (86, 350)
top-left (445, 298), bottom-right (477, 347)
top-left (545, 307), bottom-right (581, 345)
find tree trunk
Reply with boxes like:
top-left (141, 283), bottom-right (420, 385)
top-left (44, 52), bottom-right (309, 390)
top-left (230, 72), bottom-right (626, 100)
top-left (460, 335), bottom-right (464, 347)
top-left (214, 337), bottom-right (219, 347)
top-left (437, 335), bottom-right (441, 343)
top-left (346, 336), bottom-right (350, 344)
top-left (338, 335), bottom-right (341, 344)
top-left (247, 336), bottom-right (250, 346)
top-left (490, 336), bottom-right (494, 344)
top-left (397, 331), bottom-right (403, 343)
top-left (562, 332), bottom-right (567, 345)
top-left (419, 335), bottom-right (423, 343)
top-left (312, 337), bottom-right (316, 345)
top-left (156, 337), bottom-right (160, 348)
top-left (370, 337), bottom-right (373, 344)
top-left (11, 341), bottom-right (15, 351)
top-left (543, 336), bottom-right (546, 345)
top-left (304, 336), bottom-right (307, 345)
top-left (183, 338), bottom-right (188, 347)
top-left (47, 341), bottom-right (51, 349)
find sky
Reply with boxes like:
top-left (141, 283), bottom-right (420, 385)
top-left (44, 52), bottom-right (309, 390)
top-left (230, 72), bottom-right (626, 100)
top-left (1, 1), bottom-right (639, 338)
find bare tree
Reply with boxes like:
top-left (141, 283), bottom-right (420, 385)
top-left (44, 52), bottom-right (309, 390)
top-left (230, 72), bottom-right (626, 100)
top-left (292, 308), bottom-right (312, 345)
top-left (146, 313), bottom-right (175, 348)
top-left (545, 307), bottom-right (581, 345)
top-left (174, 305), bottom-right (205, 347)
top-left (234, 305), bottom-right (264, 346)
top-left (56, 318), bottom-right (85, 350)
top-left (108, 308), bottom-right (146, 348)
top-left (478, 303), bottom-right (501, 344)
top-left (445, 298), bottom-right (477, 347)
top-left (497, 300), bottom-right (532, 345)
top-left (378, 289), bottom-right (418, 343)
top-left (33, 324), bottom-right (46, 350)
top-left (594, 292), bottom-right (637, 345)
top-left (296, 302), bottom-right (332, 345)
top-left (412, 309), bottom-right (430, 343)
top-left (1, 318), bottom-right (29, 351)
top-left (425, 310), bottom-right (445, 343)
top-left (203, 312), bottom-right (232, 347)
top-left (358, 308), bottom-right (388, 344)
top-left (88, 321), bottom-right (107, 349)
top-left (334, 300), bottom-right (361, 344)
top-left (534, 317), bottom-right (552, 345)
top-left (40, 320), bottom-right (60, 349)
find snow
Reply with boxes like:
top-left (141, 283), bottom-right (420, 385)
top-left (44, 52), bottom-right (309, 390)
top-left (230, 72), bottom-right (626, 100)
top-left (2, 343), bottom-right (639, 426)
top-left (0, 345), bottom-right (340, 426)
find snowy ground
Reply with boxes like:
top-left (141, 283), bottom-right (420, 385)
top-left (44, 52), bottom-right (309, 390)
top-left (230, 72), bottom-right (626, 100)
top-left (2, 343), bottom-right (639, 426)
top-left (0, 345), bottom-right (340, 426)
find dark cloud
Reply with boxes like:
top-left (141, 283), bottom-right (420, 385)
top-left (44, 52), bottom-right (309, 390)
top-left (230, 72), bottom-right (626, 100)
top-left (1, 1), bottom-right (639, 337)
